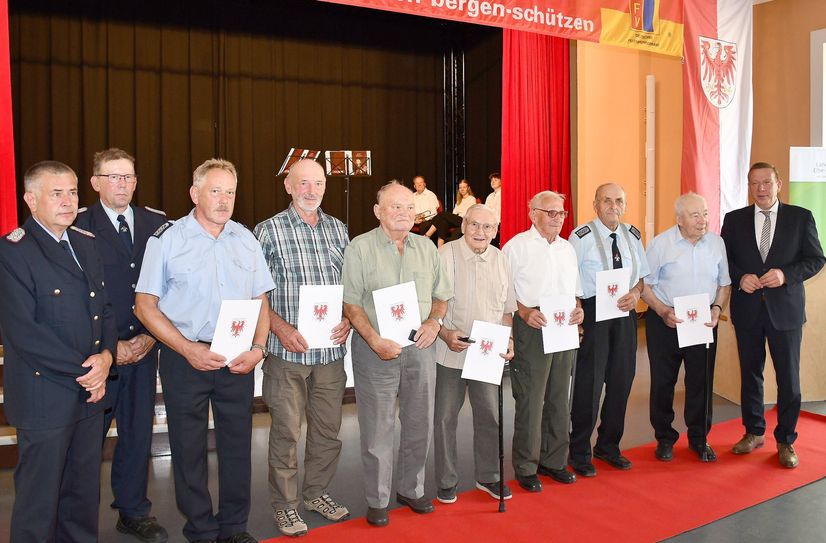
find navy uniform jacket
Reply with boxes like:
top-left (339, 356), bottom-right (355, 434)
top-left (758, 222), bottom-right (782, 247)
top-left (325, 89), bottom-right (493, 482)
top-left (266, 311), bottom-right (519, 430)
top-left (721, 202), bottom-right (825, 331)
top-left (74, 202), bottom-right (167, 352)
top-left (0, 217), bottom-right (118, 430)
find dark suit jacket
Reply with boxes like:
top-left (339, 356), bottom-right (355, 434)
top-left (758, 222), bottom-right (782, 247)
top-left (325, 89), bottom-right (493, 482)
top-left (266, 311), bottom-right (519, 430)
top-left (721, 202), bottom-right (825, 331)
top-left (0, 218), bottom-right (118, 429)
top-left (74, 202), bottom-right (166, 350)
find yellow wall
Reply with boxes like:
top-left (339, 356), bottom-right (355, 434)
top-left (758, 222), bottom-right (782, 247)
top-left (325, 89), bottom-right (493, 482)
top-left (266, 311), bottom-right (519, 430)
top-left (575, 42), bottom-right (683, 237)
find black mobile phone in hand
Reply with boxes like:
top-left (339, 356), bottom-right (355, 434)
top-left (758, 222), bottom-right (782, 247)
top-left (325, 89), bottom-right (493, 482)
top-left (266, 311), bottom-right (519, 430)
top-left (458, 336), bottom-right (476, 343)
top-left (408, 329), bottom-right (418, 342)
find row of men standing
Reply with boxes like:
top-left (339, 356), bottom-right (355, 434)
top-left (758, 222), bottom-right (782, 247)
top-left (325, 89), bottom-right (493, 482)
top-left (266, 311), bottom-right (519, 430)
top-left (0, 153), bottom-right (823, 543)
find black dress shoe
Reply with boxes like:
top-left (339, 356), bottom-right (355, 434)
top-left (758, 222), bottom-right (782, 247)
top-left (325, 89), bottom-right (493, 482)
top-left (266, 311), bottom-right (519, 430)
top-left (217, 533), bottom-right (256, 543)
top-left (569, 461), bottom-right (597, 477)
top-left (366, 507), bottom-right (389, 527)
top-left (655, 442), bottom-right (674, 462)
top-left (593, 451), bottom-right (632, 470)
top-left (537, 465), bottom-right (576, 484)
top-left (396, 493), bottom-right (435, 514)
top-left (116, 516), bottom-right (169, 543)
top-left (689, 442), bottom-right (717, 462)
top-left (516, 473), bottom-right (543, 492)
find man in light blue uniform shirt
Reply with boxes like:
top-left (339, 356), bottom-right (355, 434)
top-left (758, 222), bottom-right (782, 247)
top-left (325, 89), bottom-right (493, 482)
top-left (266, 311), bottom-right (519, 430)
top-left (568, 182), bottom-right (649, 477)
top-left (641, 193), bottom-right (731, 463)
top-left (135, 158), bottom-right (274, 543)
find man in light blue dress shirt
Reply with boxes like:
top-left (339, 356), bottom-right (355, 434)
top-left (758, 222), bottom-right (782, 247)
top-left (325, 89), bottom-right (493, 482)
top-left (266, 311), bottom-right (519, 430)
top-left (568, 183), bottom-right (649, 477)
top-left (641, 193), bottom-right (731, 463)
top-left (135, 158), bottom-right (274, 543)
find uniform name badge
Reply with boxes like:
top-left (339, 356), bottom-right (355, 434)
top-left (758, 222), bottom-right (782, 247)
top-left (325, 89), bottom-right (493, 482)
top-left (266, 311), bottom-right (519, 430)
top-left (297, 284), bottom-right (344, 349)
top-left (211, 299), bottom-right (263, 364)
top-left (595, 268), bottom-right (631, 322)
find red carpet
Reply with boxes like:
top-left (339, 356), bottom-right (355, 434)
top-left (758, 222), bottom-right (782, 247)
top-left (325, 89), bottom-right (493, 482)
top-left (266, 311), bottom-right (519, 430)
top-left (263, 410), bottom-right (826, 542)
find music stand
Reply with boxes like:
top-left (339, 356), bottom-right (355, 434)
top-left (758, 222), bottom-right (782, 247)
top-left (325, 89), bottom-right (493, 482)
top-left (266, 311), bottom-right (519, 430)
top-left (324, 150), bottom-right (372, 231)
top-left (277, 148), bottom-right (322, 176)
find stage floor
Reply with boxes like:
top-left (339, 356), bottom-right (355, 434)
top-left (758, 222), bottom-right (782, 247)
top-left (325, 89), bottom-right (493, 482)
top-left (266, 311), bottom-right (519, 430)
top-left (1, 327), bottom-right (824, 542)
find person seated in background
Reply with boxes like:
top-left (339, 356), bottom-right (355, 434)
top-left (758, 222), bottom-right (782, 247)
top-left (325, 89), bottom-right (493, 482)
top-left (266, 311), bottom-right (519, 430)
top-left (424, 180), bottom-right (476, 246)
top-left (412, 175), bottom-right (440, 234)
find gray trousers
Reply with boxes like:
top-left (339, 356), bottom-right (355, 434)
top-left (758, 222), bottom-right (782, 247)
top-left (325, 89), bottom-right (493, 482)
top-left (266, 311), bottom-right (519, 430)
top-left (510, 314), bottom-right (576, 476)
top-left (434, 364), bottom-right (500, 489)
top-left (262, 356), bottom-right (347, 510)
top-left (351, 332), bottom-right (435, 508)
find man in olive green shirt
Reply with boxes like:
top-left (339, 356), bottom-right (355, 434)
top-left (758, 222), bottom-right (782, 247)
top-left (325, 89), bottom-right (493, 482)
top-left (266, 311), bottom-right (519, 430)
top-left (343, 181), bottom-right (450, 527)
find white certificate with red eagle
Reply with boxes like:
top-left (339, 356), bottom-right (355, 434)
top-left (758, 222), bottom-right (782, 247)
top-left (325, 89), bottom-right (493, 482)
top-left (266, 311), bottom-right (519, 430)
top-left (461, 320), bottom-right (511, 385)
top-left (297, 284), bottom-right (344, 349)
top-left (539, 294), bottom-right (579, 354)
top-left (211, 299), bottom-right (264, 364)
top-left (372, 281), bottom-right (421, 347)
top-left (673, 293), bottom-right (714, 348)
top-left (595, 268), bottom-right (631, 322)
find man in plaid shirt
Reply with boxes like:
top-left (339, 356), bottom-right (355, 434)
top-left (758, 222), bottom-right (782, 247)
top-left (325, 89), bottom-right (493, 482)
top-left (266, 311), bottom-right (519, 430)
top-left (253, 159), bottom-right (351, 537)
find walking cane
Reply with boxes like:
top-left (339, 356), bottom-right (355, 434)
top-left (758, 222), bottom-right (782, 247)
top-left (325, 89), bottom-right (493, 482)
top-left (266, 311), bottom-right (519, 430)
top-left (701, 342), bottom-right (711, 461)
top-left (498, 370), bottom-right (506, 513)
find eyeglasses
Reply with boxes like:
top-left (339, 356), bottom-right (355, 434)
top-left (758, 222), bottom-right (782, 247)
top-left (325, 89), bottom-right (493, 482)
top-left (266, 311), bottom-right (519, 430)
top-left (466, 220), bottom-right (497, 233)
top-left (533, 208), bottom-right (568, 219)
top-left (95, 174), bottom-right (137, 184)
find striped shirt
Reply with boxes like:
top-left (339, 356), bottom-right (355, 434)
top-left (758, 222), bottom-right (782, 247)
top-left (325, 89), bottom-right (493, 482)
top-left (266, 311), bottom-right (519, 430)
top-left (253, 204), bottom-right (349, 365)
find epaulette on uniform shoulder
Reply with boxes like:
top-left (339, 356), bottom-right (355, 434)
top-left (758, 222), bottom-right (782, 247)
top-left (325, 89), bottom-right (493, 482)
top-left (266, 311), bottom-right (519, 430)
top-left (628, 225), bottom-right (641, 240)
top-left (5, 227), bottom-right (25, 243)
top-left (144, 206), bottom-right (166, 216)
top-left (152, 221), bottom-right (174, 238)
top-left (70, 225), bottom-right (95, 238)
top-left (575, 225), bottom-right (592, 239)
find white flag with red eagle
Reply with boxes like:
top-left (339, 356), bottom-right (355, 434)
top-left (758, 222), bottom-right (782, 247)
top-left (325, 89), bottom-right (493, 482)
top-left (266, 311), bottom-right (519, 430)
top-left (681, 0), bottom-right (753, 232)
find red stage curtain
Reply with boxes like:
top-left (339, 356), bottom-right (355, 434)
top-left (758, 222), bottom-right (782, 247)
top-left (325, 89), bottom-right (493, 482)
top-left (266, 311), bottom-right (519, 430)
top-left (500, 30), bottom-right (570, 246)
top-left (0, 0), bottom-right (16, 233)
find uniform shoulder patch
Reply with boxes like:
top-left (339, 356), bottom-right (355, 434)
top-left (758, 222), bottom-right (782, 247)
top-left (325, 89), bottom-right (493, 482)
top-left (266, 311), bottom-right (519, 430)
top-left (628, 225), bottom-right (641, 240)
top-left (144, 206), bottom-right (166, 216)
top-left (152, 220), bottom-right (174, 238)
top-left (70, 225), bottom-right (95, 238)
top-left (575, 225), bottom-right (592, 238)
top-left (77, 206), bottom-right (88, 214)
top-left (5, 227), bottom-right (25, 243)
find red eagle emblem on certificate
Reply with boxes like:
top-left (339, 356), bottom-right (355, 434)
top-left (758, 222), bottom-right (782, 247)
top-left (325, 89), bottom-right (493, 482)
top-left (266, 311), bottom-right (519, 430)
top-left (313, 304), bottom-right (328, 321)
top-left (607, 283), bottom-right (619, 297)
top-left (479, 339), bottom-right (493, 356)
top-left (687, 308), bottom-right (698, 322)
top-left (553, 311), bottom-right (566, 326)
top-left (390, 303), bottom-right (405, 321)
top-left (230, 320), bottom-right (245, 338)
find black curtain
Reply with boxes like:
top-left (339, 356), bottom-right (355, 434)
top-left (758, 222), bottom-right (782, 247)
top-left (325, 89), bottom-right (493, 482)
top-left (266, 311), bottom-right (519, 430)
top-left (9, 0), bottom-right (500, 236)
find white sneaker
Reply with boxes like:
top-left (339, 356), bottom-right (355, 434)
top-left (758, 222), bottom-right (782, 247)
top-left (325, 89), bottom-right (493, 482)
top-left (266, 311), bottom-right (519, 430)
top-left (274, 508), bottom-right (308, 537)
top-left (304, 493), bottom-right (351, 521)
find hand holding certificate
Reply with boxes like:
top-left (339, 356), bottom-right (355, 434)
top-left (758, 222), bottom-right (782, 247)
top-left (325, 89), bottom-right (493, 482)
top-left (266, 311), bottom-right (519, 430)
top-left (297, 285), bottom-right (344, 349)
top-left (461, 320), bottom-right (512, 385)
top-left (539, 294), bottom-right (579, 354)
top-left (595, 268), bottom-right (631, 322)
top-left (211, 299), bottom-right (264, 365)
top-left (372, 281), bottom-right (422, 347)
top-left (673, 293), bottom-right (714, 348)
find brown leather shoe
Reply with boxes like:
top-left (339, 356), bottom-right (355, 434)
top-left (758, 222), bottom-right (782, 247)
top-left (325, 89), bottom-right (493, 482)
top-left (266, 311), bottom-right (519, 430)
top-left (731, 433), bottom-right (765, 455)
top-left (777, 443), bottom-right (799, 468)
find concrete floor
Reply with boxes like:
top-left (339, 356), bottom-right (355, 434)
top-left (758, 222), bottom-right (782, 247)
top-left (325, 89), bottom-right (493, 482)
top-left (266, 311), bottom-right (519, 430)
top-left (2, 329), bottom-right (825, 542)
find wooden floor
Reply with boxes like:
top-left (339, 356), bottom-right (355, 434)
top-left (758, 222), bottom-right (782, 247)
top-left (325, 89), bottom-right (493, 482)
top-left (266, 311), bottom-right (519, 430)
top-left (1, 327), bottom-right (824, 542)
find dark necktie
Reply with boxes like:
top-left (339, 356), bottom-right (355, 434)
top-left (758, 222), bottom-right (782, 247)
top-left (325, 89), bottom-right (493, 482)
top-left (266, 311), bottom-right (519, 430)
top-left (59, 240), bottom-right (81, 270)
top-left (117, 214), bottom-right (133, 253)
top-left (610, 233), bottom-right (623, 269)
